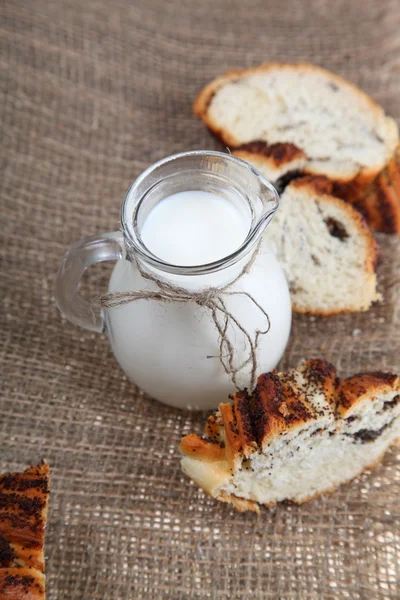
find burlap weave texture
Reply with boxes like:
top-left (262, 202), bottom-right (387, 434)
top-left (1, 1), bottom-right (400, 598)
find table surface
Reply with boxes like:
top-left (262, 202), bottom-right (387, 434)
top-left (1, 1), bottom-right (400, 598)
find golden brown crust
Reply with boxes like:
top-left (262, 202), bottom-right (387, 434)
top-left (7, 543), bottom-right (44, 572)
top-left (290, 175), bottom-right (334, 196)
top-left (0, 567), bottom-right (45, 599)
top-left (350, 144), bottom-right (400, 234)
top-left (252, 371), bottom-right (313, 445)
top-left (387, 146), bottom-right (400, 193)
top-left (231, 391), bottom-right (258, 451)
top-left (180, 433), bottom-right (225, 462)
top-left (219, 394), bottom-right (257, 468)
top-left (251, 359), bottom-right (337, 446)
top-left (217, 491), bottom-right (261, 514)
top-left (0, 463), bottom-right (49, 557)
top-left (0, 463), bottom-right (49, 599)
top-left (204, 414), bottom-right (222, 439)
top-left (233, 141), bottom-right (306, 169)
top-left (300, 358), bottom-right (338, 409)
top-left (337, 372), bottom-right (400, 417)
top-left (218, 404), bottom-right (238, 469)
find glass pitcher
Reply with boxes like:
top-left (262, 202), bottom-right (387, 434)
top-left (55, 151), bottom-right (291, 410)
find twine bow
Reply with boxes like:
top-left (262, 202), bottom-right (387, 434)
top-left (100, 243), bottom-right (270, 390)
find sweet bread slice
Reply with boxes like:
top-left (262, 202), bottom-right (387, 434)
top-left (0, 463), bottom-right (50, 599)
top-left (262, 175), bottom-right (380, 315)
top-left (194, 63), bottom-right (400, 233)
top-left (180, 360), bottom-right (400, 512)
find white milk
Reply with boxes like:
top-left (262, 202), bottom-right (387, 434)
top-left (141, 190), bottom-right (249, 265)
top-left (106, 190), bottom-right (292, 410)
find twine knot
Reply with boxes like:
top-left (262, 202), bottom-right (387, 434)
top-left (195, 288), bottom-right (216, 307)
top-left (100, 242), bottom-right (270, 390)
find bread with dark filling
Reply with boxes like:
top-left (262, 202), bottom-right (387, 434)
top-left (181, 360), bottom-right (400, 512)
top-left (0, 463), bottom-right (50, 599)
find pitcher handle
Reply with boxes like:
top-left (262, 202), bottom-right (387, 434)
top-left (54, 231), bottom-right (125, 333)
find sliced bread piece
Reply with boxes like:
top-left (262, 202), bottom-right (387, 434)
top-left (180, 359), bottom-right (400, 512)
top-left (194, 63), bottom-right (400, 233)
top-left (262, 175), bottom-right (380, 315)
top-left (0, 463), bottom-right (50, 599)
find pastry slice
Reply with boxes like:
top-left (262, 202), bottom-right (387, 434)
top-left (180, 360), bottom-right (400, 512)
top-left (194, 63), bottom-right (400, 233)
top-left (0, 462), bottom-right (50, 599)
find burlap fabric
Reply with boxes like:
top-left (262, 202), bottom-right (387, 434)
top-left (1, 1), bottom-right (400, 598)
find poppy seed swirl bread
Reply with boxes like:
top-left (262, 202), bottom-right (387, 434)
top-left (194, 63), bottom-right (400, 233)
top-left (180, 360), bottom-right (400, 512)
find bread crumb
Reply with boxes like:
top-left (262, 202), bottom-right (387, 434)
top-left (278, 402), bottom-right (290, 417)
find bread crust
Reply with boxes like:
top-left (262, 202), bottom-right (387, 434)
top-left (194, 63), bottom-right (400, 233)
top-left (337, 372), bottom-right (400, 417)
top-left (0, 463), bottom-right (49, 600)
top-left (180, 433), bottom-right (226, 462)
top-left (0, 567), bottom-right (46, 599)
top-left (204, 413), bottom-right (223, 439)
top-left (351, 144), bottom-right (400, 233)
